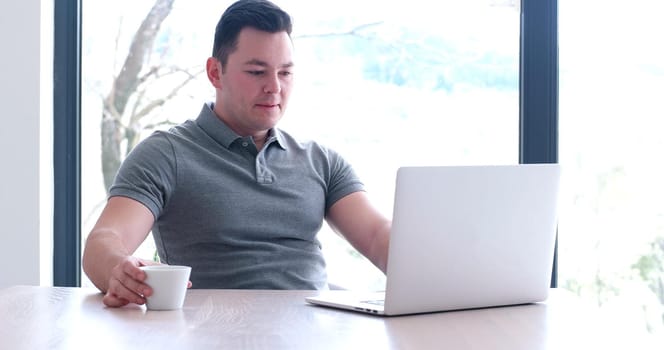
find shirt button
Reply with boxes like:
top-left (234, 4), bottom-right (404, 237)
top-left (241, 141), bottom-right (249, 147)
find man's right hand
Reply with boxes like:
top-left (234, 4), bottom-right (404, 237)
top-left (82, 196), bottom-right (157, 307)
top-left (102, 257), bottom-right (157, 308)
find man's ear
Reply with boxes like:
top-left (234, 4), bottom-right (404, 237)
top-left (206, 57), bottom-right (223, 89)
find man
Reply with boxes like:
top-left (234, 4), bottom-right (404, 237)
top-left (83, 0), bottom-right (391, 308)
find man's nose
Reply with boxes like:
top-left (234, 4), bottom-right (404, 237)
top-left (263, 73), bottom-right (281, 94)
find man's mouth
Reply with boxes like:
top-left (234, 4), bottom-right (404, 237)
top-left (256, 103), bottom-right (280, 109)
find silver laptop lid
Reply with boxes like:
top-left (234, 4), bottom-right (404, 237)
top-left (384, 164), bottom-right (560, 315)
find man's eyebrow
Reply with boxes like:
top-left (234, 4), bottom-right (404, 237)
top-left (243, 59), bottom-right (294, 69)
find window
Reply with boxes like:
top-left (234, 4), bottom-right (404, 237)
top-left (79, 0), bottom-right (520, 290)
top-left (559, 0), bottom-right (664, 341)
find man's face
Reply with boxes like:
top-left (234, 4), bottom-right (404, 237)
top-left (210, 27), bottom-right (294, 137)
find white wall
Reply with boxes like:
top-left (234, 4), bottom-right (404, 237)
top-left (0, 0), bottom-right (53, 288)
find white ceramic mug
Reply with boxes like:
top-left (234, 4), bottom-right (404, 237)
top-left (140, 265), bottom-right (192, 310)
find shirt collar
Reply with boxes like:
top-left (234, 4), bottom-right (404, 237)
top-left (195, 102), bottom-right (287, 150)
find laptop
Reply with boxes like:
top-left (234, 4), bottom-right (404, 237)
top-left (306, 164), bottom-right (561, 316)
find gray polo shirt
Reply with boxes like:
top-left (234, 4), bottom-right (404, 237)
top-left (109, 103), bottom-right (364, 289)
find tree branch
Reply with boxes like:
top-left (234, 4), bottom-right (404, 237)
top-left (130, 67), bottom-right (205, 125)
top-left (111, 0), bottom-right (175, 115)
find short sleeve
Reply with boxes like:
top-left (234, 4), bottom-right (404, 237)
top-left (324, 147), bottom-right (365, 212)
top-left (108, 131), bottom-right (177, 219)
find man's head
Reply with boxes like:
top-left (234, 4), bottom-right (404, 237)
top-left (206, 0), bottom-right (295, 140)
top-left (212, 0), bottom-right (292, 71)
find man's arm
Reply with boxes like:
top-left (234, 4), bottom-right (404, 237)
top-left (326, 191), bottom-right (391, 273)
top-left (82, 196), bottom-right (156, 307)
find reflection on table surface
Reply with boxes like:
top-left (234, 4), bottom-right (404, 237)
top-left (0, 286), bottom-right (655, 350)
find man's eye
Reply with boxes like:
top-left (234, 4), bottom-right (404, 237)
top-left (247, 71), bottom-right (264, 76)
top-left (280, 71), bottom-right (293, 76)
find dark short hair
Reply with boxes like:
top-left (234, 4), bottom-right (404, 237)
top-left (212, 0), bottom-right (293, 69)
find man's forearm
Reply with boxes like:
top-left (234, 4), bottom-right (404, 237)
top-left (82, 230), bottom-right (131, 293)
top-left (368, 221), bottom-right (391, 273)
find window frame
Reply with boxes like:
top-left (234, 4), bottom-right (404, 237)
top-left (520, 0), bottom-right (559, 287)
top-left (53, 0), bottom-right (559, 287)
top-left (53, 0), bottom-right (82, 287)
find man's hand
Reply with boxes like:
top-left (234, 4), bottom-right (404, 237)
top-left (102, 257), bottom-right (156, 307)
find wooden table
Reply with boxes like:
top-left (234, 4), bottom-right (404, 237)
top-left (0, 286), bottom-right (655, 349)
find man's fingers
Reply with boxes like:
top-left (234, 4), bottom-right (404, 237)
top-left (107, 274), bottom-right (148, 305)
top-left (116, 272), bottom-right (152, 297)
top-left (111, 261), bottom-right (152, 298)
top-left (103, 292), bottom-right (131, 308)
top-left (121, 259), bottom-right (147, 282)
